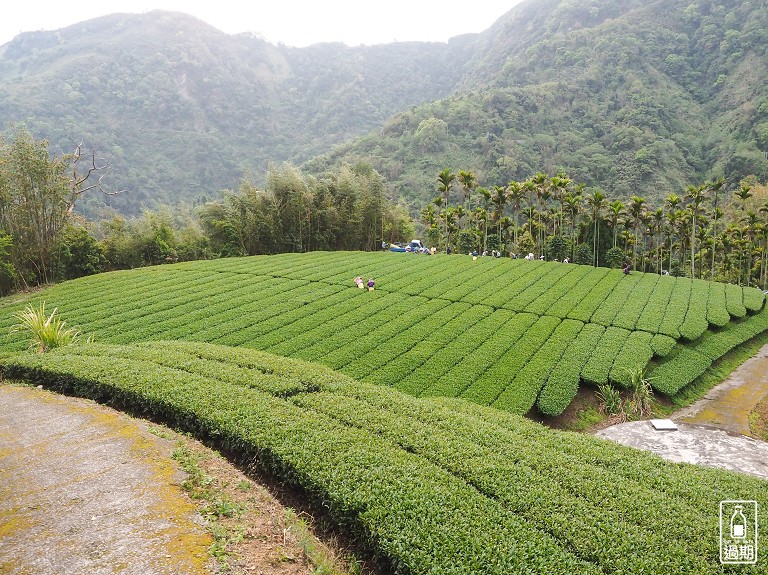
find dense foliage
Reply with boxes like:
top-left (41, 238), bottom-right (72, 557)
top-left (313, 0), bottom-right (768, 210)
top-left (0, 130), bottom-right (412, 294)
top-left (0, 11), bottom-right (467, 215)
top-left (414, 169), bottom-right (768, 289)
top-left (0, 252), bottom-right (764, 416)
top-left (2, 340), bottom-right (765, 574)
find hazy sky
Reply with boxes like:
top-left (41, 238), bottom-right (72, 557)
top-left (1, 1), bottom-right (525, 48)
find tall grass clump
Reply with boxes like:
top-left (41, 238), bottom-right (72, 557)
top-left (626, 367), bottom-right (655, 418)
top-left (11, 302), bottom-right (81, 353)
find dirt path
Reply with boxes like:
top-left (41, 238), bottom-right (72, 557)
top-left (596, 342), bottom-right (768, 480)
top-left (0, 384), bottom-right (213, 575)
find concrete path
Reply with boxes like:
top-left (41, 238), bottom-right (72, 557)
top-left (596, 421), bottom-right (768, 480)
top-left (596, 342), bottom-right (768, 481)
top-left (0, 384), bottom-right (212, 575)
top-left (674, 342), bottom-right (768, 435)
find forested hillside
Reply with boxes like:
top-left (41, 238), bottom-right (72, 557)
top-left (1, 0), bottom-right (767, 215)
top-left (0, 11), bottom-right (470, 214)
top-left (314, 0), bottom-right (768, 208)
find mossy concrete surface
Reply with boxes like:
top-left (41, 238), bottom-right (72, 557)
top-left (596, 421), bottom-right (768, 480)
top-left (674, 342), bottom-right (768, 436)
top-left (0, 384), bottom-right (212, 575)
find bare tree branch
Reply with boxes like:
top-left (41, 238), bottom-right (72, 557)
top-left (65, 138), bottom-right (128, 213)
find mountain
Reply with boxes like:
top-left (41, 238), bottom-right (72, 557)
top-left (0, 11), bottom-right (471, 215)
top-left (310, 0), bottom-right (768, 208)
top-left (1, 0), bottom-right (767, 216)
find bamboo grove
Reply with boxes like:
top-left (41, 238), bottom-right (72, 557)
top-left (422, 168), bottom-right (768, 289)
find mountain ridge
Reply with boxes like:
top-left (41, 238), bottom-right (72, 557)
top-left (1, 1), bottom-right (766, 216)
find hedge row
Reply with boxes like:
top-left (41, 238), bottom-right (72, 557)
top-left (537, 322), bottom-right (605, 416)
top-left (3, 342), bottom-right (765, 574)
top-left (493, 319), bottom-right (583, 414)
top-left (2, 252), bottom-right (767, 414)
top-left (580, 326), bottom-right (631, 386)
top-left (463, 315), bottom-right (560, 406)
top-left (649, 307), bottom-right (768, 394)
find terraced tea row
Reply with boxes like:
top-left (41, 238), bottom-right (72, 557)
top-left (0, 252), bottom-right (765, 414)
top-left (176, 252), bottom-right (764, 338)
top-left (2, 341), bottom-right (764, 575)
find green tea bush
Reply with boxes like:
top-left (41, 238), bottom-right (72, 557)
top-left (3, 342), bottom-right (765, 574)
top-left (1, 252), bottom-right (767, 414)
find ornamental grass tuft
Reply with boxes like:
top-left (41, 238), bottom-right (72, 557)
top-left (11, 302), bottom-right (80, 353)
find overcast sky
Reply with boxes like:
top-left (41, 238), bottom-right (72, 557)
top-left (0, 1), bottom-right (525, 48)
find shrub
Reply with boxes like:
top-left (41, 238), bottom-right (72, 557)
top-left (10, 302), bottom-right (80, 353)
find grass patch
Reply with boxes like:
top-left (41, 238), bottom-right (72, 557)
top-left (149, 411), bottom-right (360, 574)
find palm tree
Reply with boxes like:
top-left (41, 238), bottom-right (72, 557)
top-left (420, 203), bottom-right (440, 248)
top-left (665, 210), bottom-right (678, 274)
top-left (587, 190), bottom-right (606, 267)
top-left (457, 170), bottom-right (476, 227)
top-left (550, 173), bottom-right (572, 234)
top-left (628, 195), bottom-right (646, 270)
top-left (491, 185), bottom-right (508, 242)
top-left (674, 209), bottom-right (691, 272)
top-left (521, 179), bottom-right (537, 247)
top-left (476, 187), bottom-right (491, 251)
top-left (507, 180), bottom-right (525, 252)
top-left (436, 168), bottom-right (456, 251)
top-left (759, 201), bottom-right (768, 289)
top-left (735, 184), bottom-right (753, 214)
top-left (608, 200), bottom-right (624, 248)
top-left (564, 192), bottom-right (582, 261)
top-left (650, 208), bottom-right (664, 274)
top-left (686, 184), bottom-right (707, 279)
top-left (708, 178), bottom-right (725, 279)
top-left (742, 210), bottom-right (761, 286)
top-left (664, 194), bottom-right (681, 272)
top-left (530, 172), bottom-right (550, 256)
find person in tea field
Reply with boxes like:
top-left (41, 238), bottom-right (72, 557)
top-left (367, 278), bottom-right (375, 291)
top-left (623, 262), bottom-right (631, 275)
top-left (354, 276), bottom-right (364, 288)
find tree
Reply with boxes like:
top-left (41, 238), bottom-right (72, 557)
top-left (476, 187), bottom-right (491, 251)
top-left (587, 190), bottom-right (606, 266)
top-left (436, 168), bottom-right (456, 251)
top-left (457, 170), bottom-right (476, 226)
top-left (628, 196), bottom-right (646, 269)
top-left (563, 191), bottom-right (582, 261)
top-left (56, 225), bottom-right (106, 279)
top-left (735, 184), bottom-right (753, 213)
top-left (0, 129), bottom-right (71, 286)
top-left (530, 172), bottom-right (551, 256)
top-left (608, 200), bottom-right (624, 248)
top-left (708, 178), bottom-right (725, 279)
top-left (0, 233), bottom-right (17, 296)
top-left (0, 129), bottom-right (120, 289)
top-left (507, 180), bottom-right (525, 252)
top-left (686, 184), bottom-right (706, 278)
top-left (491, 185), bottom-right (508, 242)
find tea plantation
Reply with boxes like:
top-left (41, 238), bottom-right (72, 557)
top-left (0, 251), bottom-right (765, 415)
top-left (2, 251), bottom-right (768, 573)
top-left (2, 340), bottom-right (766, 574)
